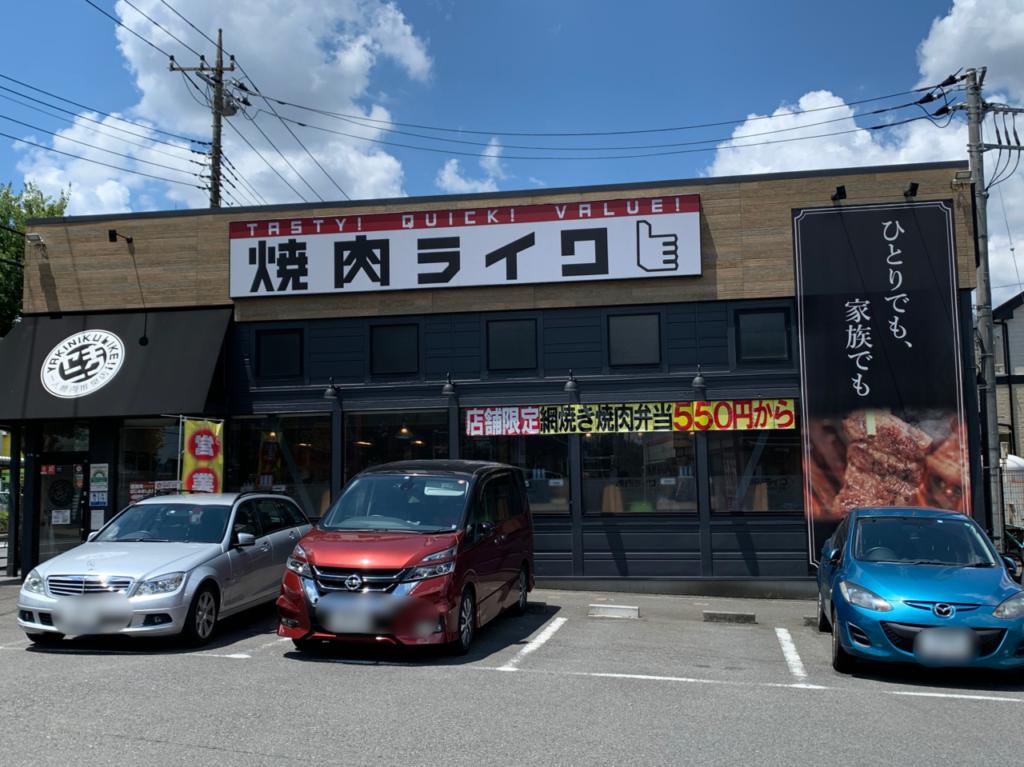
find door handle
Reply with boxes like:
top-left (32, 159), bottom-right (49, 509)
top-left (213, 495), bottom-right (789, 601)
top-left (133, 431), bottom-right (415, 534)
top-left (261, 542), bottom-right (271, 552)
top-left (289, 530), bottom-right (298, 540)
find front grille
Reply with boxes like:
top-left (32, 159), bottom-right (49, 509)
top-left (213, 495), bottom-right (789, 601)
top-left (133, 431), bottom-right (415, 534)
top-left (312, 566), bottom-right (406, 594)
top-left (47, 575), bottom-right (134, 597)
top-left (38, 613), bottom-right (54, 627)
top-left (1016, 640), bottom-right (1024, 659)
top-left (903, 601), bottom-right (980, 614)
top-left (881, 622), bottom-right (1007, 657)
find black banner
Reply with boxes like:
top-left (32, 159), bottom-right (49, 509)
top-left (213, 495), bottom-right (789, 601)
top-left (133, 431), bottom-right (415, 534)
top-left (793, 200), bottom-right (969, 564)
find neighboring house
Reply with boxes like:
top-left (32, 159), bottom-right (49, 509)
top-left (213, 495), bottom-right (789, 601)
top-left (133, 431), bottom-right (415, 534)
top-left (994, 292), bottom-right (1024, 458)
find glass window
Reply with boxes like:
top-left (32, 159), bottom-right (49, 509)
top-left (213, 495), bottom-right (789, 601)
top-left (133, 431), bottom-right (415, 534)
top-left (97, 503), bottom-right (232, 544)
top-left (276, 499), bottom-right (308, 527)
top-left (255, 498), bottom-right (287, 534)
top-left (737, 310), bottom-right (789, 362)
top-left (119, 419), bottom-right (181, 504)
top-left (321, 474), bottom-right (467, 532)
top-left (371, 324), bottom-right (419, 376)
top-left (582, 431), bottom-right (696, 513)
top-left (42, 421), bottom-right (89, 452)
top-left (226, 415), bottom-right (331, 519)
top-left (232, 501), bottom-right (262, 537)
top-left (488, 319), bottom-right (537, 371)
top-left (851, 516), bottom-right (998, 566)
top-left (256, 329), bottom-right (304, 378)
top-left (461, 431), bottom-right (570, 514)
top-left (609, 314), bottom-right (660, 367)
top-left (707, 428), bottom-right (803, 513)
top-left (345, 410), bottom-right (448, 483)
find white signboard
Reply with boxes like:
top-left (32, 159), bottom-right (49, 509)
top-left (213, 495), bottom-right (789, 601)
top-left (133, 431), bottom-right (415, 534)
top-left (90, 509), bottom-right (105, 531)
top-left (52, 510), bottom-right (71, 525)
top-left (90, 463), bottom-right (109, 493)
top-left (229, 194), bottom-right (701, 297)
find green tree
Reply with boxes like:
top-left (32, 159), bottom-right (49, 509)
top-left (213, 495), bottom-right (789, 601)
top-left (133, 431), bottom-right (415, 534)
top-left (0, 181), bottom-right (71, 338)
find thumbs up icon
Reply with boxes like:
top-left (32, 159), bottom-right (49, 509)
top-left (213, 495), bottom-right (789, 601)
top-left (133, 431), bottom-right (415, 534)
top-left (636, 220), bottom-right (679, 272)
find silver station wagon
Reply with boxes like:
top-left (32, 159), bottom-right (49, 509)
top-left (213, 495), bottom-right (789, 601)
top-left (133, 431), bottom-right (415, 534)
top-left (17, 493), bottom-right (311, 646)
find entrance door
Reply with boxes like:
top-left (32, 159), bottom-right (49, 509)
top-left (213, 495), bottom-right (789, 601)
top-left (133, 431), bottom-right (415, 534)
top-left (38, 455), bottom-right (89, 563)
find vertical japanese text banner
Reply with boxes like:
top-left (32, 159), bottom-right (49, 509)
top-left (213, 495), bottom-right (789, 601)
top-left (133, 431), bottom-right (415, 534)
top-left (182, 419), bottom-right (224, 494)
top-left (793, 200), bottom-right (968, 565)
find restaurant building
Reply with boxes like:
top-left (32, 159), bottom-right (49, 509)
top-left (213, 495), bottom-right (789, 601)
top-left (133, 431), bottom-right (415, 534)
top-left (0, 160), bottom-right (982, 595)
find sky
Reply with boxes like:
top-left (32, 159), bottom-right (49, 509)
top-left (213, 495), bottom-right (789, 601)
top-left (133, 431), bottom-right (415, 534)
top-left (1, 0), bottom-right (1023, 303)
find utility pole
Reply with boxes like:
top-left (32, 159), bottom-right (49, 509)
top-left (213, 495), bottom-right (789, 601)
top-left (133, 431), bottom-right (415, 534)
top-left (169, 29), bottom-right (235, 208)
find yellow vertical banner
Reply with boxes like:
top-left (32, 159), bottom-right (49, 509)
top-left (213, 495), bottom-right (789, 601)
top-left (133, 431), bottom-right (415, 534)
top-left (182, 419), bottom-right (224, 494)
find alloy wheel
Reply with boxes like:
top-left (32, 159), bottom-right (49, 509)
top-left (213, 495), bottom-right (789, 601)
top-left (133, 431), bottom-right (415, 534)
top-left (195, 591), bottom-right (217, 640)
top-left (518, 569), bottom-right (528, 612)
top-left (459, 593), bottom-right (474, 649)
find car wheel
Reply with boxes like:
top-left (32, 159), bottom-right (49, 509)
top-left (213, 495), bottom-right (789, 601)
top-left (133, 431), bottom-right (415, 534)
top-left (26, 632), bottom-right (64, 646)
top-left (831, 607), bottom-right (856, 674)
top-left (512, 566), bottom-right (529, 616)
top-left (182, 584), bottom-right (219, 647)
top-left (452, 589), bottom-right (475, 656)
top-left (817, 592), bottom-right (830, 633)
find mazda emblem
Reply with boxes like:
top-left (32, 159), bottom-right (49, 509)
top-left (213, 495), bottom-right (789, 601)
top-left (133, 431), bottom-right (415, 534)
top-left (933, 603), bottom-right (955, 618)
top-left (344, 574), bottom-right (363, 591)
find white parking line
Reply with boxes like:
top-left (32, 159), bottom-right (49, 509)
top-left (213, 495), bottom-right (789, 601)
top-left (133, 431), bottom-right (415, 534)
top-left (775, 628), bottom-right (807, 679)
top-left (202, 653), bottom-right (251, 659)
top-left (498, 616), bottom-right (568, 671)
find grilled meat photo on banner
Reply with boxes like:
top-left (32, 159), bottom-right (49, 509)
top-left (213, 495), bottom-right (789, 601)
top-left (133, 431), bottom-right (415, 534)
top-left (793, 201), bottom-right (970, 563)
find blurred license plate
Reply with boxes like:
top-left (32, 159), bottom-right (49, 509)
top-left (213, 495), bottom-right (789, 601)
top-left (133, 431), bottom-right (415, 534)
top-left (316, 593), bottom-right (395, 635)
top-left (914, 628), bottom-right (977, 663)
top-left (52, 594), bottom-right (133, 635)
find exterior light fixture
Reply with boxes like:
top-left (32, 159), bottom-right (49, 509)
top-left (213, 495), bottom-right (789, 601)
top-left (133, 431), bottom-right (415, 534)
top-left (108, 229), bottom-right (133, 244)
top-left (831, 185), bottom-right (847, 202)
top-left (25, 233), bottom-right (43, 244)
top-left (564, 370), bottom-right (579, 393)
top-left (442, 373), bottom-right (457, 395)
top-left (323, 377), bottom-right (339, 400)
top-left (903, 182), bottom-right (919, 198)
top-left (691, 365), bottom-right (707, 399)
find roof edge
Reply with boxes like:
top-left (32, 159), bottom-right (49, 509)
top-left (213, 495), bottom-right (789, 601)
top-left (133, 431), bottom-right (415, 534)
top-left (27, 160), bottom-right (969, 226)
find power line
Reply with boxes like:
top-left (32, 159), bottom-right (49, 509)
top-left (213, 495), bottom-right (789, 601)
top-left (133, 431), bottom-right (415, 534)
top-left (248, 87), bottom-right (928, 139)
top-left (0, 73), bottom-right (208, 145)
top-left (120, 0), bottom-right (204, 58)
top-left (81, 0), bottom-right (174, 59)
top-left (269, 111), bottom-right (932, 162)
top-left (0, 130), bottom-right (204, 188)
top-left (240, 112), bottom-right (318, 200)
top-left (222, 153), bottom-right (268, 205)
top-left (159, 0), bottom-right (217, 48)
top-left (251, 99), bottom-right (921, 155)
top-left (0, 92), bottom-right (199, 161)
top-left (0, 112), bottom-right (202, 176)
top-left (236, 63), bottom-right (351, 200)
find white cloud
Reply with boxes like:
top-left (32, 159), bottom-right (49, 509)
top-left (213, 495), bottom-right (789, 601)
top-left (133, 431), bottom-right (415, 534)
top-left (705, 0), bottom-right (1024, 307)
top-left (435, 136), bottom-right (506, 194)
top-left (15, 0), bottom-right (432, 214)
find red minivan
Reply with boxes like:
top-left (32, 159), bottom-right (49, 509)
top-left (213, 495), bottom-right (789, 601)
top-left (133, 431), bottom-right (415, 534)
top-left (276, 461), bottom-right (534, 654)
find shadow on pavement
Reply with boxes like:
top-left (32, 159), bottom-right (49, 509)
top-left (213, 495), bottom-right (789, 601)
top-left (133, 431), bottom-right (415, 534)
top-left (282, 603), bottom-right (561, 667)
top-left (22, 602), bottom-right (280, 656)
top-left (846, 660), bottom-right (1024, 693)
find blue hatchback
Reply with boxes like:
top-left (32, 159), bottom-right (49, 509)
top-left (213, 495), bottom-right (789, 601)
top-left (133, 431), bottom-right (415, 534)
top-left (817, 507), bottom-right (1024, 673)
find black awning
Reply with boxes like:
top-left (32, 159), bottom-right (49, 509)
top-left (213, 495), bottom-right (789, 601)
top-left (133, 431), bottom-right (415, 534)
top-left (0, 308), bottom-right (232, 421)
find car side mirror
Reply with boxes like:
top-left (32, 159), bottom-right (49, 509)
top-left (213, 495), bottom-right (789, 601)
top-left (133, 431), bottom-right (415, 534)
top-left (1003, 556), bottom-right (1018, 573)
top-left (480, 521), bottom-right (494, 536)
top-left (827, 548), bottom-right (841, 565)
top-left (87, 532), bottom-right (98, 542)
top-left (236, 533), bottom-right (256, 548)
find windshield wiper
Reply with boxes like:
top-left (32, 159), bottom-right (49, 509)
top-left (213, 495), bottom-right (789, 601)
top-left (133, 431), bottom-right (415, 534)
top-left (964, 562), bottom-right (997, 568)
top-left (126, 538), bottom-right (171, 542)
top-left (908, 560), bottom-right (948, 566)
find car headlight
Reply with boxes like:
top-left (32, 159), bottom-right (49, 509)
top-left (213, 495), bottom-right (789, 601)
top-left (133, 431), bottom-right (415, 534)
top-left (23, 569), bottom-right (45, 595)
top-left (419, 546), bottom-right (456, 563)
top-left (405, 561), bottom-right (456, 582)
top-left (287, 557), bottom-right (313, 578)
top-left (993, 591), bottom-right (1024, 620)
top-left (839, 581), bottom-right (893, 612)
top-left (136, 572), bottom-right (185, 597)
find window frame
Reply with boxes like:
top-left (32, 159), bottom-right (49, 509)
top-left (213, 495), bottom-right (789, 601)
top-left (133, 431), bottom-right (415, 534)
top-left (734, 308), bottom-right (792, 365)
top-left (486, 317), bottom-right (539, 374)
top-left (606, 311), bottom-right (664, 370)
top-left (368, 321), bottom-right (422, 379)
top-left (254, 328), bottom-right (305, 380)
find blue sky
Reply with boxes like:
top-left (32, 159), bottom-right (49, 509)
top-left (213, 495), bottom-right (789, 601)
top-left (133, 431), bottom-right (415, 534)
top-left (0, 1), bottom-right (1022, 299)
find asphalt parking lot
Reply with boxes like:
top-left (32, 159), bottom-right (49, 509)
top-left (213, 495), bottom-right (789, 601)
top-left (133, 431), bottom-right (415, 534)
top-left (0, 578), bottom-right (1021, 767)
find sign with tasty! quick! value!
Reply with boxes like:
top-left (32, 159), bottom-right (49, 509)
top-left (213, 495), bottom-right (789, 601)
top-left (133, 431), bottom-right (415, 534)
top-left (229, 195), bottom-right (701, 297)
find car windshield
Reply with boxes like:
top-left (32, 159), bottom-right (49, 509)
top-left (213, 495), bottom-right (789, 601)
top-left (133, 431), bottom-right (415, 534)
top-left (852, 516), bottom-right (998, 567)
top-left (96, 504), bottom-right (232, 544)
top-left (320, 475), bottom-right (469, 532)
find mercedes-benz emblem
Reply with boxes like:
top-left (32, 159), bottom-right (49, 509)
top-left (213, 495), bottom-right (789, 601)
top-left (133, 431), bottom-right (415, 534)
top-left (86, 559), bottom-right (95, 572)
top-left (344, 574), bottom-right (363, 591)
top-left (933, 603), bottom-right (955, 618)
